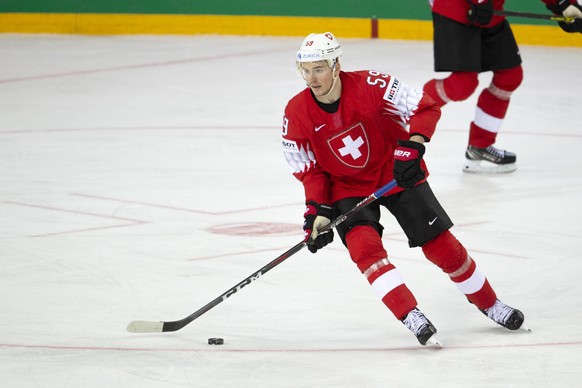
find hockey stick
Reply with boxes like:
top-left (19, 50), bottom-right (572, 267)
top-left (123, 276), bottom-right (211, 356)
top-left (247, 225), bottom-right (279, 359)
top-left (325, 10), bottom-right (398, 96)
top-left (127, 179), bottom-right (398, 333)
top-left (493, 10), bottom-right (577, 23)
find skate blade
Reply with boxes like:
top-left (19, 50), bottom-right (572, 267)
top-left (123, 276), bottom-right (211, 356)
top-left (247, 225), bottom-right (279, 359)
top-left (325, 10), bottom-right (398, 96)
top-left (425, 334), bottom-right (443, 347)
top-left (463, 159), bottom-right (517, 174)
top-left (519, 323), bottom-right (532, 333)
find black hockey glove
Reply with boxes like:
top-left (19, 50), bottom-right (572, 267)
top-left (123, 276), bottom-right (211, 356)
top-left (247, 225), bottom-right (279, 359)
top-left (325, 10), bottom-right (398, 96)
top-left (548, 0), bottom-right (575, 14)
top-left (467, 0), bottom-right (494, 25)
top-left (303, 201), bottom-right (334, 253)
top-left (546, 1), bottom-right (582, 33)
top-left (393, 140), bottom-right (426, 189)
top-left (559, 18), bottom-right (582, 33)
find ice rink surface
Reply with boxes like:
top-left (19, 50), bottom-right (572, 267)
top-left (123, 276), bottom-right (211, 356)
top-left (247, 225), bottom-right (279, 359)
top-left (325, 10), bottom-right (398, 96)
top-left (1, 33), bottom-right (581, 387)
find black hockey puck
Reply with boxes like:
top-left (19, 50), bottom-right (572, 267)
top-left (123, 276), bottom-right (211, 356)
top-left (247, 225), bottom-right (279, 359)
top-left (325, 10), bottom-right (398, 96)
top-left (208, 337), bottom-right (224, 345)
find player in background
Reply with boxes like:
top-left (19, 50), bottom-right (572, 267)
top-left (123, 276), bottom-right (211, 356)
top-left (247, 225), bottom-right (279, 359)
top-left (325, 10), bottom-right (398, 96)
top-left (424, 0), bottom-right (582, 174)
top-left (282, 32), bottom-right (525, 346)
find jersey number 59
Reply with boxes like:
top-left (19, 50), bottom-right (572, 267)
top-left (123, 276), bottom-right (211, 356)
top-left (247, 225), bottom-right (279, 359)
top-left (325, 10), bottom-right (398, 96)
top-left (366, 70), bottom-right (389, 89)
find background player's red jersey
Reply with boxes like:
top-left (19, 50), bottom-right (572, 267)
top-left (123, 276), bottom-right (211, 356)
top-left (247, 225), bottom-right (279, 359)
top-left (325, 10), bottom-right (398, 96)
top-left (430, 0), bottom-right (506, 27)
top-left (429, 0), bottom-right (574, 28)
top-left (282, 70), bottom-right (441, 204)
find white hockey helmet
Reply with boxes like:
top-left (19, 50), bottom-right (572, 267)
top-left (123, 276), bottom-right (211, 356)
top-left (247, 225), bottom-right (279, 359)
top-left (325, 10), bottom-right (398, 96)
top-left (296, 32), bottom-right (342, 70)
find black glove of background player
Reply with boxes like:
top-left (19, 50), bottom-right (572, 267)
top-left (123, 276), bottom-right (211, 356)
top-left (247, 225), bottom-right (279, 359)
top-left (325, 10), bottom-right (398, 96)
top-left (393, 140), bottom-right (426, 189)
top-left (546, 1), bottom-right (582, 33)
top-left (303, 201), bottom-right (334, 253)
top-left (467, 0), bottom-right (494, 25)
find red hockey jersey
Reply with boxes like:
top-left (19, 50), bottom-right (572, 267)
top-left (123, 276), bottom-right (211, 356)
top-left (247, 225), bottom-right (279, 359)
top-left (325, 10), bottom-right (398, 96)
top-left (540, 0), bottom-right (579, 9)
top-left (429, 0), bottom-right (506, 27)
top-left (282, 70), bottom-right (441, 205)
top-left (429, 0), bottom-right (571, 27)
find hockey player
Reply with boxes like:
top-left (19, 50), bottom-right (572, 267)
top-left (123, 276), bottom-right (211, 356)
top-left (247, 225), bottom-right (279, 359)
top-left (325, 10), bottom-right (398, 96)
top-left (424, 0), bottom-right (582, 174)
top-left (282, 32), bottom-right (525, 346)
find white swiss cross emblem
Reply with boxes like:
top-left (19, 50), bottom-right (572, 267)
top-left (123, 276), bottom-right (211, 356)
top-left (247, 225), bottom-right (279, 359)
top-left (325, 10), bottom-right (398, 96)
top-left (327, 123), bottom-right (370, 168)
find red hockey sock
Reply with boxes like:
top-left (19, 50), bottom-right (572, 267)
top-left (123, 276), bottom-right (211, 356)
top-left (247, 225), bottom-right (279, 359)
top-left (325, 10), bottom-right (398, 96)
top-left (346, 225), bottom-right (417, 319)
top-left (422, 231), bottom-right (496, 310)
top-left (469, 66), bottom-right (523, 148)
top-left (423, 72), bottom-right (479, 107)
top-left (423, 79), bottom-right (448, 107)
top-left (469, 120), bottom-right (498, 148)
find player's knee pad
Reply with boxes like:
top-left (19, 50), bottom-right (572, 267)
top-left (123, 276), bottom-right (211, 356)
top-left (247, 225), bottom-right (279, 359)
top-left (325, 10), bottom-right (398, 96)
top-left (441, 72), bottom-right (479, 102)
top-left (345, 225), bottom-right (388, 273)
top-left (489, 65), bottom-right (523, 99)
top-left (421, 230), bottom-right (467, 274)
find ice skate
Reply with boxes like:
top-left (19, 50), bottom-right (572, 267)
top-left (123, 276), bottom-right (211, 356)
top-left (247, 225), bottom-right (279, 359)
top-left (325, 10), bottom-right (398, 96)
top-left (481, 299), bottom-right (525, 330)
top-left (463, 145), bottom-right (517, 174)
top-left (401, 308), bottom-right (441, 346)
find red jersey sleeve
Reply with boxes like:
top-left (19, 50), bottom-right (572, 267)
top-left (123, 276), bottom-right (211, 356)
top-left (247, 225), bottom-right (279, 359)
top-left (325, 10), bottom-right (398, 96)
top-left (365, 71), bottom-right (441, 141)
top-left (282, 93), bottom-right (332, 205)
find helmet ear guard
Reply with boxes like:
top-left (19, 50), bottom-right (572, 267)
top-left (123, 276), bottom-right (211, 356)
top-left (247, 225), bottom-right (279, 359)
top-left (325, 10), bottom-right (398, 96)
top-left (296, 32), bottom-right (342, 73)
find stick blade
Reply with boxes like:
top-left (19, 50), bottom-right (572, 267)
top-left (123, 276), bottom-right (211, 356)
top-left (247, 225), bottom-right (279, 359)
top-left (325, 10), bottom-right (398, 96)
top-left (127, 320), bottom-right (164, 333)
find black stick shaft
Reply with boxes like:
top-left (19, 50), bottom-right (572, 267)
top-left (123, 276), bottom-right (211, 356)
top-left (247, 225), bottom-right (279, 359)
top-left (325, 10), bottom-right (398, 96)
top-left (128, 180), bottom-right (397, 333)
top-left (161, 240), bottom-right (307, 332)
